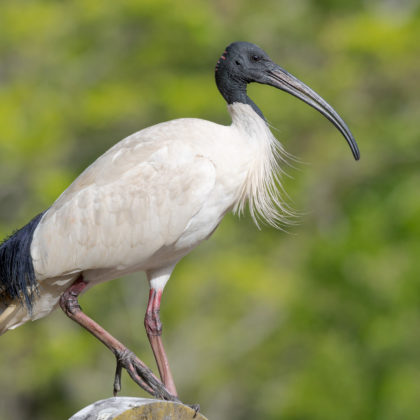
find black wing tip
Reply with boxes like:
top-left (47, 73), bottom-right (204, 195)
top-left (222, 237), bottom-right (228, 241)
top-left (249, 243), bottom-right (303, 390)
top-left (0, 211), bottom-right (46, 312)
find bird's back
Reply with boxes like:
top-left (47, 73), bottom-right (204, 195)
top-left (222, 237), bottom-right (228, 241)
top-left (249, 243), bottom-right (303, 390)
top-left (1, 118), bottom-right (226, 332)
top-left (0, 109), bottom-right (268, 333)
top-left (31, 118), bottom-right (229, 283)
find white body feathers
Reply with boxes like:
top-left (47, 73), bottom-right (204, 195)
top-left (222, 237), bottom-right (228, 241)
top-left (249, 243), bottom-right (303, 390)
top-left (0, 103), bottom-right (289, 332)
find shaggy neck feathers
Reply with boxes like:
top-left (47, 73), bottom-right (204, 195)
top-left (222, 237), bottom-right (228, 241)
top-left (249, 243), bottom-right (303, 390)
top-left (228, 103), bottom-right (294, 229)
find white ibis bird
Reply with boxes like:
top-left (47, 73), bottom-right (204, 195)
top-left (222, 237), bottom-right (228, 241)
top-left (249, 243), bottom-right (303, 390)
top-left (0, 42), bottom-right (359, 403)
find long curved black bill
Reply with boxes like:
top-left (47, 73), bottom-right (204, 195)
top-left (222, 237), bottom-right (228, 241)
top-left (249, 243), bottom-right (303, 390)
top-left (266, 64), bottom-right (360, 160)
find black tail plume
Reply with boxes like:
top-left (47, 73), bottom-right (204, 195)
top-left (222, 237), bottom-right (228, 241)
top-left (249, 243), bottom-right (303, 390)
top-left (0, 211), bottom-right (46, 312)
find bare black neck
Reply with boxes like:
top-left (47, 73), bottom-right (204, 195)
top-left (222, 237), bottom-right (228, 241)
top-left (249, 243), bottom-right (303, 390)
top-left (215, 69), bottom-right (265, 120)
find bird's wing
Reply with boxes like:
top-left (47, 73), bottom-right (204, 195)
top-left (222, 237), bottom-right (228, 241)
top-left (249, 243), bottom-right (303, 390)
top-left (31, 125), bottom-right (217, 280)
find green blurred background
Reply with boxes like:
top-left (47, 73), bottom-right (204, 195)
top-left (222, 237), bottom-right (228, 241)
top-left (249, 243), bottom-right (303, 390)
top-left (1, 0), bottom-right (420, 419)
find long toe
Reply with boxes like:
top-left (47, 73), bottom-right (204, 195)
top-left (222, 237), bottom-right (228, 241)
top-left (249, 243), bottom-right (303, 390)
top-left (117, 348), bottom-right (180, 402)
top-left (131, 354), bottom-right (180, 402)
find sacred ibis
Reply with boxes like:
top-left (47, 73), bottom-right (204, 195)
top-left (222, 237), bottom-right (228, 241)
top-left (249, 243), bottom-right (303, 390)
top-left (0, 42), bottom-right (359, 402)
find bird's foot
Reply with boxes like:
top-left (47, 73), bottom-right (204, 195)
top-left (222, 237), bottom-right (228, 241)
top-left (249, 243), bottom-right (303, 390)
top-left (113, 348), bottom-right (180, 402)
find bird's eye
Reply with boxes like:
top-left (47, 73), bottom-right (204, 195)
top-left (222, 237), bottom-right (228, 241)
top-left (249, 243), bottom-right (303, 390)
top-left (235, 60), bottom-right (241, 66)
top-left (251, 55), bottom-right (261, 62)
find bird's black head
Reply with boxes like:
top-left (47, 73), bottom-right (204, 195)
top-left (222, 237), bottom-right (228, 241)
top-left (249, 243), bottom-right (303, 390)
top-left (215, 42), bottom-right (272, 86)
top-left (215, 42), bottom-right (273, 116)
top-left (215, 41), bottom-right (360, 160)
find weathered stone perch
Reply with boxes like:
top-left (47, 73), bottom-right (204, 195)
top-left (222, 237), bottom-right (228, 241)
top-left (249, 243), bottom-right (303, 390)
top-left (69, 397), bottom-right (208, 420)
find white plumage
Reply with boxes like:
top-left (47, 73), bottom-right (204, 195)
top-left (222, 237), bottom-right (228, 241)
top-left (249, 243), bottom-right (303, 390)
top-left (0, 42), bottom-right (359, 401)
top-left (0, 103), bottom-right (286, 331)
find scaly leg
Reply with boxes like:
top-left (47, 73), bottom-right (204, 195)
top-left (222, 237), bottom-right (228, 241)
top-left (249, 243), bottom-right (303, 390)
top-left (144, 288), bottom-right (177, 396)
top-left (59, 275), bottom-right (178, 402)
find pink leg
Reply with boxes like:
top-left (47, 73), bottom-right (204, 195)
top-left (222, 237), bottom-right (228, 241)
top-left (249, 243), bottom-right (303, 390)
top-left (144, 288), bottom-right (177, 396)
top-left (59, 276), bottom-right (178, 402)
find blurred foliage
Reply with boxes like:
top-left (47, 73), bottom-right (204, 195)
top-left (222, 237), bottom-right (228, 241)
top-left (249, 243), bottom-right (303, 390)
top-left (1, 0), bottom-right (420, 419)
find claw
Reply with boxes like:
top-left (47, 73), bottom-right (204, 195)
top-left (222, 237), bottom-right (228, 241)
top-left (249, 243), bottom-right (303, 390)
top-left (113, 359), bottom-right (123, 396)
top-left (189, 403), bottom-right (200, 418)
top-left (115, 348), bottom-right (180, 402)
